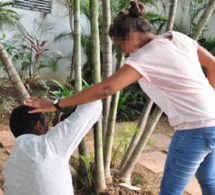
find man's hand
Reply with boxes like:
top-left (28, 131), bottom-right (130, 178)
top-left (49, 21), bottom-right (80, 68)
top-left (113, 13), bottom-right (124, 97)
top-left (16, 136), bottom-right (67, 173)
top-left (23, 97), bottom-right (57, 113)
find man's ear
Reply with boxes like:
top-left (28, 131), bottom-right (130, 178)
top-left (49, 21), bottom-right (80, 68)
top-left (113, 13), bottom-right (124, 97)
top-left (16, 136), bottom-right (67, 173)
top-left (34, 121), bottom-right (44, 135)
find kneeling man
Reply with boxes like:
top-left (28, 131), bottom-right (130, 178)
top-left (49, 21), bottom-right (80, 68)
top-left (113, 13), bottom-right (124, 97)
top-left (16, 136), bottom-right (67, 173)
top-left (3, 100), bottom-right (102, 195)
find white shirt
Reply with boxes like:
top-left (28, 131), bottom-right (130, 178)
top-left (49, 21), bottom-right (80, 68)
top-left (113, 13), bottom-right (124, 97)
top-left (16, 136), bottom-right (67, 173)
top-left (3, 101), bottom-right (102, 195)
top-left (125, 31), bottom-right (215, 130)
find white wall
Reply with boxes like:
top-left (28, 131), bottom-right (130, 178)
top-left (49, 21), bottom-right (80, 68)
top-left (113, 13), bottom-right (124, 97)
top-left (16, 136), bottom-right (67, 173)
top-left (156, 0), bottom-right (215, 39)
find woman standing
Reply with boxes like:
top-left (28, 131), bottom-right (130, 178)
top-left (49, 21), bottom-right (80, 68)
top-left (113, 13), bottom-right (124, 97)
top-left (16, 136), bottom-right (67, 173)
top-left (24, 1), bottom-right (215, 194)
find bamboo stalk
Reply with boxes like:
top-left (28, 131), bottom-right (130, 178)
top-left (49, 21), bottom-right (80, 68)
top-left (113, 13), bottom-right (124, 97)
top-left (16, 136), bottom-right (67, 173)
top-left (90, 0), bottom-right (107, 193)
top-left (192, 0), bottom-right (215, 40)
top-left (119, 106), bottom-right (163, 183)
top-left (0, 41), bottom-right (30, 101)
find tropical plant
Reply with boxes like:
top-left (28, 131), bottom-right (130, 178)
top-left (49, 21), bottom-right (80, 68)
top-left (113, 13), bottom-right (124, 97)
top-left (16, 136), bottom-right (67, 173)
top-left (79, 153), bottom-right (95, 186)
top-left (192, 0), bottom-right (215, 40)
top-left (20, 28), bottom-right (64, 77)
top-left (111, 123), bottom-right (138, 168)
top-left (133, 176), bottom-right (143, 185)
top-left (0, 1), bottom-right (19, 28)
top-left (1, 32), bottom-right (59, 89)
top-left (48, 79), bottom-right (89, 99)
top-left (199, 37), bottom-right (215, 55)
top-left (48, 79), bottom-right (74, 99)
top-left (0, 33), bottom-right (29, 74)
top-left (0, 1), bottom-right (30, 100)
top-left (21, 34), bottom-right (49, 76)
top-left (0, 39), bottom-right (30, 100)
top-left (5, 15), bottom-right (72, 77)
top-left (117, 89), bottom-right (145, 122)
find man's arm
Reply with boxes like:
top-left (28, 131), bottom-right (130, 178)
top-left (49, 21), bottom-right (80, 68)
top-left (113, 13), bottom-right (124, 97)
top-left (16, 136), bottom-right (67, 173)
top-left (44, 100), bottom-right (102, 158)
top-left (197, 45), bottom-right (215, 89)
top-left (52, 108), bottom-right (76, 127)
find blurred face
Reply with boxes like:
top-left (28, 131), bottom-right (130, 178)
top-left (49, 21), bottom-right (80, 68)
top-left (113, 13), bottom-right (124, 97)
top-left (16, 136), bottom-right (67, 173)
top-left (40, 113), bottom-right (49, 133)
top-left (112, 31), bottom-right (141, 53)
top-left (33, 113), bottom-right (50, 135)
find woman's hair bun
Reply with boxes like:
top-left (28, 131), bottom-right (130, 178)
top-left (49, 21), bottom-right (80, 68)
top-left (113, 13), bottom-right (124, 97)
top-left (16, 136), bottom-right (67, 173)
top-left (129, 1), bottom-right (145, 18)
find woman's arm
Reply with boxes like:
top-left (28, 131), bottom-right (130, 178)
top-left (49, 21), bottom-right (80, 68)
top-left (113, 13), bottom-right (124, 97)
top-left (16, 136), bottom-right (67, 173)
top-left (197, 45), bottom-right (215, 89)
top-left (24, 64), bottom-right (142, 113)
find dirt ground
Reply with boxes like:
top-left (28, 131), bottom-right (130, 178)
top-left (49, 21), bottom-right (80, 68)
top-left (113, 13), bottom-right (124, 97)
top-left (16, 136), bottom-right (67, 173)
top-left (0, 83), bottom-right (190, 195)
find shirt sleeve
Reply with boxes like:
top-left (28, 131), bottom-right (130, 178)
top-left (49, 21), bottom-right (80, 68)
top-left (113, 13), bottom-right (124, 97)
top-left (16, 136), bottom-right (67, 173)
top-left (189, 37), bottom-right (198, 50)
top-left (125, 54), bottom-right (151, 82)
top-left (44, 100), bottom-right (102, 158)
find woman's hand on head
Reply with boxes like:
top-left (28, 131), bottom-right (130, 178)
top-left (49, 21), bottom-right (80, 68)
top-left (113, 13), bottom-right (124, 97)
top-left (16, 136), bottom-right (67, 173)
top-left (23, 97), bottom-right (57, 113)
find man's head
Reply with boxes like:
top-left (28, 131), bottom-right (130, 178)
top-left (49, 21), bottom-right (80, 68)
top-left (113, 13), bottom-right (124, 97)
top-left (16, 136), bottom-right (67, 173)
top-left (10, 105), bottom-right (49, 138)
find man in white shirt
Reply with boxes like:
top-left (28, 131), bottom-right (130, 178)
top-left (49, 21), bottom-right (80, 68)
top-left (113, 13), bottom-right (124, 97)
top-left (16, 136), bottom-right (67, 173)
top-left (3, 100), bottom-right (102, 195)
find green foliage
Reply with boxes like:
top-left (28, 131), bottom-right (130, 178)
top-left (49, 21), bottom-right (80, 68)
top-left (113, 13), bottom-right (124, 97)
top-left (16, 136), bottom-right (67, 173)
top-left (144, 12), bottom-right (167, 34)
top-left (0, 1), bottom-right (19, 28)
top-left (133, 176), bottom-right (143, 185)
top-left (199, 37), bottom-right (215, 56)
top-left (111, 123), bottom-right (139, 167)
top-left (110, 0), bottom-right (128, 18)
top-left (80, 0), bottom-right (91, 19)
top-left (117, 89), bottom-right (145, 122)
top-left (0, 33), bottom-right (30, 70)
top-left (0, 96), bottom-right (17, 118)
top-left (170, 0), bottom-right (209, 35)
top-left (20, 26), bottom-right (64, 76)
top-left (23, 74), bottom-right (50, 92)
top-left (49, 79), bottom-right (75, 99)
top-left (0, 34), bottom-right (32, 82)
top-left (81, 35), bottom-right (93, 84)
top-left (4, 20), bottom-right (69, 78)
top-left (173, 20), bottom-right (189, 34)
top-left (47, 79), bottom-right (82, 118)
top-left (48, 79), bottom-right (89, 99)
top-left (79, 153), bottom-right (94, 186)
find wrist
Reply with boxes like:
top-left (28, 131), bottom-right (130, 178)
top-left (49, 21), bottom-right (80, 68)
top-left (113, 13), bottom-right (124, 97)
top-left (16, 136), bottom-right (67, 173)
top-left (53, 99), bottom-right (62, 110)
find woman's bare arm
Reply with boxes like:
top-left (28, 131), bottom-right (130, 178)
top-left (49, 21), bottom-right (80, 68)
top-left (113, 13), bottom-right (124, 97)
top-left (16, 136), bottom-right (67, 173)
top-left (24, 65), bottom-right (142, 113)
top-left (197, 45), bottom-right (215, 89)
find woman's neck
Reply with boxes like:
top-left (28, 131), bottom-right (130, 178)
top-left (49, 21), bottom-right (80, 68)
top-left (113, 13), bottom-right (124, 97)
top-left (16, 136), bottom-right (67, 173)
top-left (139, 32), bottom-right (156, 47)
top-left (139, 32), bottom-right (172, 47)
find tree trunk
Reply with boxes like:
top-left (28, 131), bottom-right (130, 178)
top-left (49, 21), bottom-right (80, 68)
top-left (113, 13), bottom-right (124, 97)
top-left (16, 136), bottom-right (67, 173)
top-left (166, 0), bottom-right (178, 31)
top-left (90, 0), bottom-right (106, 193)
top-left (0, 41), bottom-right (30, 101)
top-left (119, 98), bottom-right (153, 171)
top-left (119, 106), bottom-right (163, 183)
top-left (68, 2), bottom-right (75, 83)
top-left (192, 0), bottom-right (215, 40)
top-left (73, 0), bottom-right (81, 104)
top-left (73, 0), bottom-right (88, 174)
top-left (103, 53), bottom-right (124, 184)
top-left (101, 0), bottom-right (112, 140)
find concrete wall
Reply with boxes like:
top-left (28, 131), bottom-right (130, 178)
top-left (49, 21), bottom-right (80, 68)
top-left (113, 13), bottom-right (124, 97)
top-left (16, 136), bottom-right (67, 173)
top-left (156, 0), bottom-right (215, 38)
